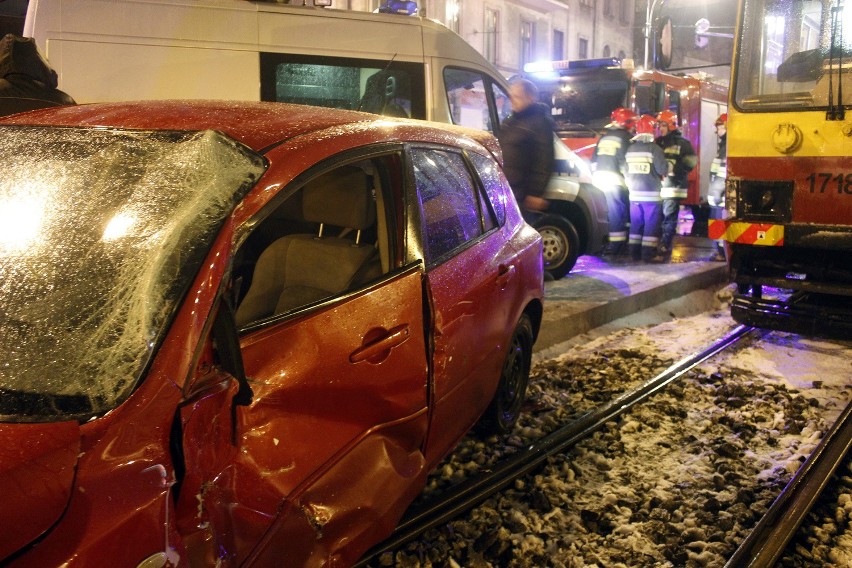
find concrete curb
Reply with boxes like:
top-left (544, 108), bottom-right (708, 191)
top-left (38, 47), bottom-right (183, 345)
top-left (535, 263), bottom-right (729, 352)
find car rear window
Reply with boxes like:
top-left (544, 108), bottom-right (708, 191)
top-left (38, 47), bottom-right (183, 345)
top-left (0, 126), bottom-right (265, 422)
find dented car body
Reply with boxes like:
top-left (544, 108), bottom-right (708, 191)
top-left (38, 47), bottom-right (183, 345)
top-left (0, 101), bottom-right (543, 566)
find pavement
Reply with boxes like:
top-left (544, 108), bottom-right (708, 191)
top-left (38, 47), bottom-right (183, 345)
top-left (535, 235), bottom-right (730, 353)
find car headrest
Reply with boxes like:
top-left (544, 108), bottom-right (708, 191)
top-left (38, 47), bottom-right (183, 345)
top-left (302, 166), bottom-right (376, 230)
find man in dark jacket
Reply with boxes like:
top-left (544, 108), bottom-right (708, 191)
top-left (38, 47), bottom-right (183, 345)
top-left (497, 78), bottom-right (554, 215)
top-left (0, 34), bottom-right (75, 117)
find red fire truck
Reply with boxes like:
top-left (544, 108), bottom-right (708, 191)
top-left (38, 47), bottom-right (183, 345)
top-left (525, 58), bottom-right (728, 206)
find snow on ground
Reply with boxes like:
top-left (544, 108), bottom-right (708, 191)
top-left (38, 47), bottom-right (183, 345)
top-left (373, 286), bottom-right (852, 567)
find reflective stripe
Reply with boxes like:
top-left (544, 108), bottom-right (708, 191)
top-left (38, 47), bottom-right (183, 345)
top-left (629, 189), bottom-right (662, 202)
top-left (609, 231), bottom-right (628, 242)
top-left (661, 186), bottom-right (688, 199)
top-left (708, 220), bottom-right (784, 246)
top-left (593, 170), bottom-right (626, 190)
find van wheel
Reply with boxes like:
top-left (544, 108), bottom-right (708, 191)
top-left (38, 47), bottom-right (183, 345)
top-left (534, 214), bottom-right (580, 280)
top-left (476, 314), bottom-right (533, 437)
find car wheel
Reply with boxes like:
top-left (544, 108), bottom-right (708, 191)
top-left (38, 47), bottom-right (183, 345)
top-left (477, 314), bottom-right (534, 437)
top-left (534, 214), bottom-right (580, 280)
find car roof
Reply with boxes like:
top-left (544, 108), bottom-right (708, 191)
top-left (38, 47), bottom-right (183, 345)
top-left (0, 100), bottom-right (501, 157)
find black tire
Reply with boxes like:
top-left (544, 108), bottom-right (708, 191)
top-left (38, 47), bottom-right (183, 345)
top-left (533, 214), bottom-right (580, 280)
top-left (476, 314), bottom-right (534, 437)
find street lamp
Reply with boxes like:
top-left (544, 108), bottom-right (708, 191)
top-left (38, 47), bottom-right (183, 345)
top-left (644, 0), bottom-right (668, 69)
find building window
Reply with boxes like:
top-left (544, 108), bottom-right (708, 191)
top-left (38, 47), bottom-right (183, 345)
top-left (553, 29), bottom-right (564, 61)
top-left (445, 0), bottom-right (461, 34)
top-left (602, 45), bottom-right (611, 58)
top-left (484, 9), bottom-right (499, 65)
top-left (578, 37), bottom-right (588, 59)
top-left (520, 20), bottom-right (535, 71)
top-left (619, 0), bottom-right (630, 25)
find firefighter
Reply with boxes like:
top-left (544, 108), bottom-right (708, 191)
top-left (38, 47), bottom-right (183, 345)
top-left (625, 114), bottom-right (669, 262)
top-left (708, 113), bottom-right (728, 261)
top-left (655, 110), bottom-right (697, 261)
top-left (592, 107), bottom-right (636, 257)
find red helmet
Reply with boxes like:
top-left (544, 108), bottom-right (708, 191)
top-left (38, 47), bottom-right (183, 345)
top-left (657, 110), bottom-right (679, 130)
top-left (611, 107), bottom-right (638, 129)
top-left (715, 113), bottom-right (728, 126)
top-left (635, 114), bottom-right (657, 136)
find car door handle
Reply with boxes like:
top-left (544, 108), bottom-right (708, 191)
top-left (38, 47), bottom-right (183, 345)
top-left (349, 324), bottom-right (410, 364)
top-left (497, 263), bottom-right (516, 287)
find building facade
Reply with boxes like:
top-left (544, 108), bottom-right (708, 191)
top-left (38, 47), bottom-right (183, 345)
top-left (348, 0), bottom-right (636, 78)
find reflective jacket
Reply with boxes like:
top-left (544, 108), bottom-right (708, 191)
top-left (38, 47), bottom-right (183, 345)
top-left (625, 135), bottom-right (668, 202)
top-left (655, 130), bottom-right (697, 199)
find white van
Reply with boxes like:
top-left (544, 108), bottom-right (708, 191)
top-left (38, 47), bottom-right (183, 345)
top-left (25, 0), bottom-right (607, 277)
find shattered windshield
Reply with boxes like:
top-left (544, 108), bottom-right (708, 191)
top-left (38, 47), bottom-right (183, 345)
top-left (736, 0), bottom-right (852, 110)
top-left (0, 127), bottom-right (265, 422)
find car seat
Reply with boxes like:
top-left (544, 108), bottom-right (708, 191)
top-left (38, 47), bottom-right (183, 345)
top-left (235, 166), bottom-right (378, 326)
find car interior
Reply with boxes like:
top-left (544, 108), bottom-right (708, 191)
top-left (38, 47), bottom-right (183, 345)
top-left (232, 157), bottom-right (399, 328)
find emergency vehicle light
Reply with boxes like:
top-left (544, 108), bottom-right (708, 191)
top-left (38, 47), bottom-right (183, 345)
top-left (378, 0), bottom-right (418, 15)
top-left (523, 58), bottom-right (621, 74)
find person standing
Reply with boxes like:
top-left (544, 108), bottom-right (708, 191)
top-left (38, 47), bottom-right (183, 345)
top-left (592, 107), bottom-right (637, 257)
top-left (0, 34), bottom-right (75, 117)
top-left (497, 78), bottom-right (554, 217)
top-left (708, 113), bottom-right (728, 261)
top-left (655, 110), bottom-right (697, 261)
top-left (625, 115), bottom-right (669, 262)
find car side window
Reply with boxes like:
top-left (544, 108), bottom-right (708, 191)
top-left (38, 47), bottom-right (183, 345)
top-left (411, 148), bottom-right (488, 265)
top-left (467, 151), bottom-right (507, 227)
top-left (233, 154), bottom-right (402, 328)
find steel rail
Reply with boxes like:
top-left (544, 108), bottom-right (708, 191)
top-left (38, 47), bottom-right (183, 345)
top-left (724, 397), bottom-right (852, 568)
top-left (355, 324), bottom-right (756, 566)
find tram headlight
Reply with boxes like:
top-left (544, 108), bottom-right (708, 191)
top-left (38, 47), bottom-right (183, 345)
top-left (736, 179), bottom-right (793, 222)
top-left (725, 179), bottom-right (737, 217)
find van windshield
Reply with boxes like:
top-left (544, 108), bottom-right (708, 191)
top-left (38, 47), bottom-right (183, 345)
top-left (260, 53), bottom-right (426, 119)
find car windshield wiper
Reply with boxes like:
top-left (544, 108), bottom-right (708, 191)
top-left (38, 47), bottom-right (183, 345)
top-left (0, 387), bottom-right (94, 418)
top-left (827, 3), bottom-right (846, 121)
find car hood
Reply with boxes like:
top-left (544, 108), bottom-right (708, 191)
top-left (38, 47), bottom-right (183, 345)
top-left (0, 421), bottom-right (80, 561)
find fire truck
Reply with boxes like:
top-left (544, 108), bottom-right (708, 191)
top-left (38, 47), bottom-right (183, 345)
top-left (525, 58), bottom-right (728, 207)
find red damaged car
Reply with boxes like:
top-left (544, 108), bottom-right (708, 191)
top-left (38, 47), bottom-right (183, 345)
top-left (0, 101), bottom-right (543, 566)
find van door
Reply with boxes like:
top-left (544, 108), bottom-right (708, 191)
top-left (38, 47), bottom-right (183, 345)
top-left (441, 66), bottom-right (512, 134)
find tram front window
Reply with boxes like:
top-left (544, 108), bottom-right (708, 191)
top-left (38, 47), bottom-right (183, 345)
top-left (735, 0), bottom-right (852, 110)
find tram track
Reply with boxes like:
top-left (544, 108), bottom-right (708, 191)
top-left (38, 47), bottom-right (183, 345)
top-left (356, 324), bottom-right (758, 566)
top-left (726, 397), bottom-right (852, 567)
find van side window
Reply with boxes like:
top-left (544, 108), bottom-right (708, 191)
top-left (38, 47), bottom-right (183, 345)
top-left (259, 53), bottom-right (426, 119)
top-left (444, 67), bottom-right (504, 133)
top-left (411, 148), bottom-right (488, 265)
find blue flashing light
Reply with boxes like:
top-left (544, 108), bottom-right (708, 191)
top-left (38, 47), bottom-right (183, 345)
top-left (378, 0), bottom-right (418, 15)
top-left (568, 58), bottom-right (621, 69)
